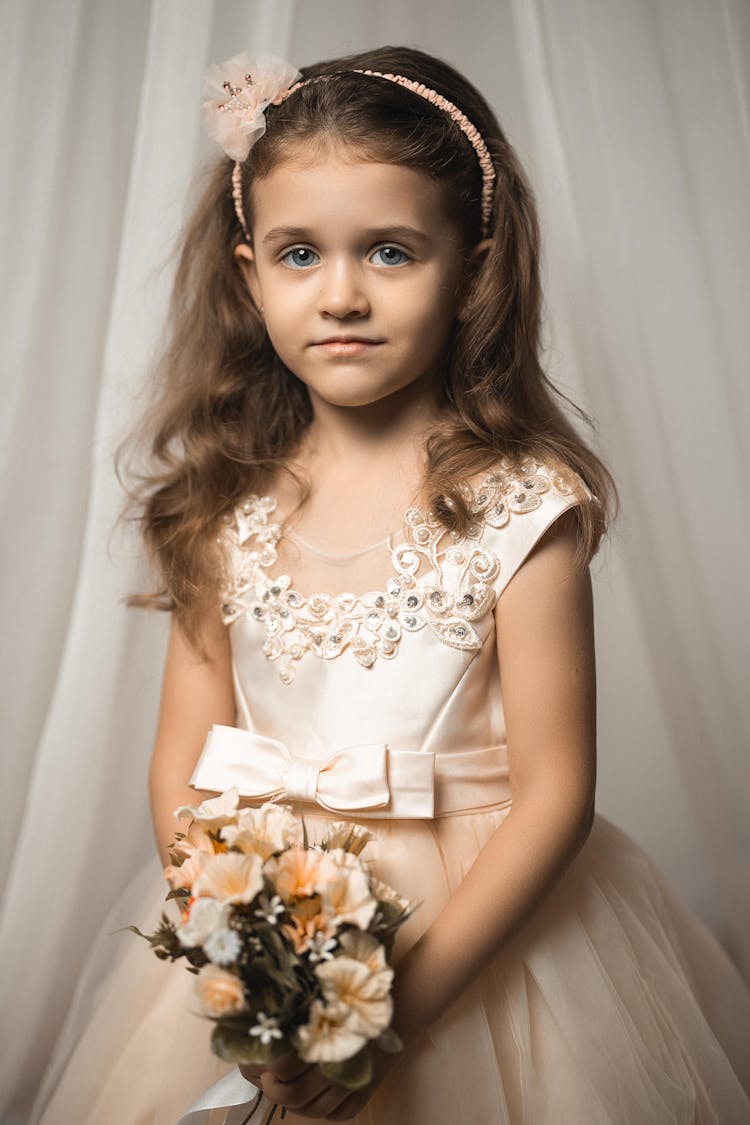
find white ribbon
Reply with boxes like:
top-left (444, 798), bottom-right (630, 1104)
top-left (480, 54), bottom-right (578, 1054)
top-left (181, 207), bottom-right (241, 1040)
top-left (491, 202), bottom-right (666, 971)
top-left (189, 725), bottom-right (435, 818)
top-left (177, 1068), bottom-right (267, 1124)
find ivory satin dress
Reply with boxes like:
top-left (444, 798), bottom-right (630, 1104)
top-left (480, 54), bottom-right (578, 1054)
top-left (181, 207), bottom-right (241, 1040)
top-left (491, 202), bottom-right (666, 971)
top-left (32, 459), bottom-right (750, 1124)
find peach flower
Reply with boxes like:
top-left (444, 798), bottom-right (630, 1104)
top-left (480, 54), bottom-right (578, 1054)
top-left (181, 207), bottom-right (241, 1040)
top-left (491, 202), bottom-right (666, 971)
top-left (319, 857), bottom-right (377, 930)
top-left (193, 851), bottom-right (263, 905)
top-left (294, 999), bottom-right (367, 1064)
top-left (221, 803), bottom-right (299, 861)
top-left (174, 788), bottom-right (240, 832)
top-left (319, 822), bottom-right (374, 856)
top-left (315, 956), bottom-right (393, 1038)
top-left (194, 964), bottom-right (247, 1018)
top-left (265, 847), bottom-right (338, 901)
top-left (164, 848), bottom-right (208, 893)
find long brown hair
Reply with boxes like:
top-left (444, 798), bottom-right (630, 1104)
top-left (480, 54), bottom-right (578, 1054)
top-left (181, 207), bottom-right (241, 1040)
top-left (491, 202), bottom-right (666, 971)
top-left (122, 44), bottom-right (618, 647)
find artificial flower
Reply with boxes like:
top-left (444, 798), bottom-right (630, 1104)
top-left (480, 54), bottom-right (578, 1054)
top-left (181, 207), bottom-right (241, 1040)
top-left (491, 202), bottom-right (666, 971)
top-left (320, 822), bottom-right (374, 856)
top-left (250, 1011), bottom-right (284, 1046)
top-left (204, 926), bottom-right (242, 966)
top-left (295, 999), bottom-right (368, 1064)
top-left (221, 802), bottom-right (299, 860)
top-left (194, 964), bottom-right (247, 1018)
top-left (320, 858), bottom-right (378, 930)
top-left (193, 851), bottom-right (264, 905)
top-left (178, 896), bottom-right (230, 947)
top-left (315, 956), bottom-right (393, 1038)
top-left (203, 53), bottom-right (302, 162)
top-left (164, 849), bottom-right (209, 893)
top-left (265, 846), bottom-right (338, 901)
top-left (175, 788), bottom-right (240, 832)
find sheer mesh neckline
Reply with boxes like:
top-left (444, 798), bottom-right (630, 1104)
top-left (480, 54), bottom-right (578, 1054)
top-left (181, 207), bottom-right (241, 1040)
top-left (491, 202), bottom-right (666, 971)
top-left (217, 460), bottom-right (572, 683)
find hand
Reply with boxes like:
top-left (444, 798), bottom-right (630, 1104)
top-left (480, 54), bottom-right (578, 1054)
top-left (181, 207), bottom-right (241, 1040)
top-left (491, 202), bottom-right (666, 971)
top-left (239, 1046), bottom-right (398, 1120)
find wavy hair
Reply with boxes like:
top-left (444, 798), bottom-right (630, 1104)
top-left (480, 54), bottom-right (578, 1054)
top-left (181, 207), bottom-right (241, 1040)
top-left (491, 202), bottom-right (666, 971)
top-left (122, 44), bottom-right (618, 647)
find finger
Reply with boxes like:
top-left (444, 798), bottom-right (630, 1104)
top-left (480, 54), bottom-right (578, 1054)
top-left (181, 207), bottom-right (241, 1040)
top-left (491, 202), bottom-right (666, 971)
top-left (292, 1084), bottom-right (355, 1120)
top-left (268, 1055), bottom-right (316, 1083)
top-left (260, 1069), bottom-right (335, 1110)
top-left (325, 1090), bottom-right (365, 1121)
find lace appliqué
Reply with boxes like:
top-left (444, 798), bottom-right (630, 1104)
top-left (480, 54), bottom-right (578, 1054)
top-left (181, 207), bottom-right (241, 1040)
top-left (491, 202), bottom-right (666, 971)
top-left (219, 460), bottom-right (574, 683)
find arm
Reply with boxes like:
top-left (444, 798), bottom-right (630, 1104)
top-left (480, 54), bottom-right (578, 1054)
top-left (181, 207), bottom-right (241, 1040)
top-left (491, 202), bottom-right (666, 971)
top-left (391, 506), bottom-right (597, 1043)
top-left (149, 610), bottom-right (237, 866)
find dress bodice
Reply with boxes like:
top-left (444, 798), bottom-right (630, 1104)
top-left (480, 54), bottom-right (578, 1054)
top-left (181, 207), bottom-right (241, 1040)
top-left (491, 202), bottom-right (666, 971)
top-left (190, 458), bottom-right (594, 818)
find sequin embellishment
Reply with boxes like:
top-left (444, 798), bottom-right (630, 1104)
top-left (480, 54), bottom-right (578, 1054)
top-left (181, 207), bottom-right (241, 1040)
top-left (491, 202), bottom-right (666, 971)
top-left (219, 460), bottom-right (576, 683)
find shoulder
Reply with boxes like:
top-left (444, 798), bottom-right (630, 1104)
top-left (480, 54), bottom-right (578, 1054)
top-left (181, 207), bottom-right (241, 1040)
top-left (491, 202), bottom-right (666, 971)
top-left (465, 455), bottom-right (597, 603)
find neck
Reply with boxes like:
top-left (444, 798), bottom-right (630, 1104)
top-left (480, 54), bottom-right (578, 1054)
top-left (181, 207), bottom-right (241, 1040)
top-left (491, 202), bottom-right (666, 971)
top-left (299, 374), bottom-right (447, 474)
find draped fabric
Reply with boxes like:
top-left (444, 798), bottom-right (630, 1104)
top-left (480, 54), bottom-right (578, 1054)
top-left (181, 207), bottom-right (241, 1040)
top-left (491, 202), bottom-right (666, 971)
top-left (1, 1), bottom-right (748, 1119)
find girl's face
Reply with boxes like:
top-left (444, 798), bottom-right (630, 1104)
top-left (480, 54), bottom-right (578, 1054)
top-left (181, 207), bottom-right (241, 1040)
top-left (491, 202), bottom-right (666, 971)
top-left (237, 148), bottom-right (481, 412)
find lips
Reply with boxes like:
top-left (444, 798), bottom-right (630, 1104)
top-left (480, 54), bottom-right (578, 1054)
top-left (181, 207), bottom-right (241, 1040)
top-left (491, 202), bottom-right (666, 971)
top-left (314, 336), bottom-right (380, 345)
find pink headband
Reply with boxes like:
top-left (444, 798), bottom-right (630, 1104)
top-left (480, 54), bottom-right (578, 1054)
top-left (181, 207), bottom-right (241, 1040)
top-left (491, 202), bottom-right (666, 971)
top-left (203, 52), bottom-right (496, 240)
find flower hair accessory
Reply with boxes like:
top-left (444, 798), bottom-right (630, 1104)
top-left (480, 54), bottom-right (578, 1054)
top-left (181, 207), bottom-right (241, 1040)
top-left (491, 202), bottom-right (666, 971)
top-left (204, 52), bottom-right (496, 240)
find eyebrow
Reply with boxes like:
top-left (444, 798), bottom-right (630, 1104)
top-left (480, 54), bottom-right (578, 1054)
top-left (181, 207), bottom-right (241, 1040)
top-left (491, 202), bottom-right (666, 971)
top-left (261, 224), bottom-right (431, 246)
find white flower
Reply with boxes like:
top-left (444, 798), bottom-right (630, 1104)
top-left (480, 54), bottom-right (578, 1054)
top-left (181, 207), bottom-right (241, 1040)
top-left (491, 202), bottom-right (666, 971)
top-left (319, 856), bottom-right (377, 930)
top-left (203, 53), bottom-right (302, 162)
top-left (222, 803), bottom-right (299, 860)
top-left (194, 851), bottom-right (264, 905)
top-left (253, 894), bottom-right (285, 925)
top-left (294, 999), bottom-right (368, 1063)
top-left (174, 788), bottom-right (240, 831)
top-left (320, 822), bottom-right (374, 856)
top-left (307, 933), bottom-right (338, 964)
top-left (249, 1011), bottom-right (284, 1046)
top-left (204, 926), bottom-right (242, 966)
top-left (178, 897), bottom-right (230, 948)
top-left (194, 964), bottom-right (246, 1018)
top-left (315, 956), bottom-right (393, 1038)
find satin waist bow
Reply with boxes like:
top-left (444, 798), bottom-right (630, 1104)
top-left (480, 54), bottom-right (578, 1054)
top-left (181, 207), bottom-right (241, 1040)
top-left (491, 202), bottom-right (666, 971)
top-left (189, 724), bottom-right (436, 818)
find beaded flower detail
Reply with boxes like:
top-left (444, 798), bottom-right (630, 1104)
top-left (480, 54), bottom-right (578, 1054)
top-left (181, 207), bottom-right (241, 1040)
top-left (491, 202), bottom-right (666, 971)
top-left (203, 52), bottom-right (302, 162)
top-left (218, 461), bottom-right (576, 684)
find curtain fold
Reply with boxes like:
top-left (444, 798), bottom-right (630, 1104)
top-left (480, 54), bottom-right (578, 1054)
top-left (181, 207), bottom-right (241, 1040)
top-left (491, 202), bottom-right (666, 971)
top-left (2, 1), bottom-right (747, 1119)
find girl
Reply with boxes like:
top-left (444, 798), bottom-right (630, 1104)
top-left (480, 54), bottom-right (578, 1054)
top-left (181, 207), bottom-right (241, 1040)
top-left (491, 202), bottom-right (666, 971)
top-left (33, 44), bottom-right (750, 1125)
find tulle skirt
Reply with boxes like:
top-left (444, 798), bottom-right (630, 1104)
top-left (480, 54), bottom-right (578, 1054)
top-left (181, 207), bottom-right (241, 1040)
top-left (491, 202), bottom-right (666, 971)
top-left (31, 810), bottom-right (750, 1125)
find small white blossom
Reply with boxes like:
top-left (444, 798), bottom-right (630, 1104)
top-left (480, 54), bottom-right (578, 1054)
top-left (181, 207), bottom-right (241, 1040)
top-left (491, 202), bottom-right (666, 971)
top-left (307, 933), bottom-right (338, 964)
top-left (254, 894), bottom-right (285, 925)
top-left (249, 1012), bottom-right (284, 1045)
top-left (178, 897), bottom-right (230, 948)
top-left (204, 926), bottom-right (242, 966)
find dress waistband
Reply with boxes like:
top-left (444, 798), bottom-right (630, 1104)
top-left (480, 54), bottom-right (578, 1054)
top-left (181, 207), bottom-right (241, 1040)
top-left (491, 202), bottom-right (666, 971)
top-left (189, 725), bottom-right (513, 820)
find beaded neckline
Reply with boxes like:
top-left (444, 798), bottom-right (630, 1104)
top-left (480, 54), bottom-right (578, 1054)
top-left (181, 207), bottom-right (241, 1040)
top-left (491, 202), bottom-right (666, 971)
top-left (218, 460), bottom-right (575, 683)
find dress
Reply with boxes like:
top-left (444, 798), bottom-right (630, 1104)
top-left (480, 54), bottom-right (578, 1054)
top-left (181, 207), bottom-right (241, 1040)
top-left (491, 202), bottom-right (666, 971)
top-left (32, 457), bottom-right (750, 1125)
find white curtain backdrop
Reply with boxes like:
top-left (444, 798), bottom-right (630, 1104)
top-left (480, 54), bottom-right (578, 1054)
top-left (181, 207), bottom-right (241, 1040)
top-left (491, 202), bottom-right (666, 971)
top-left (1, 0), bottom-right (748, 1119)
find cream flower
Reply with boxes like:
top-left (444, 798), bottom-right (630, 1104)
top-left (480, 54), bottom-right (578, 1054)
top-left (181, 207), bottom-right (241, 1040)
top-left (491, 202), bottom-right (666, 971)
top-left (174, 788), bottom-right (240, 832)
top-left (265, 847), bottom-right (338, 901)
top-left (194, 964), bottom-right (247, 1018)
top-left (203, 53), bottom-right (302, 162)
top-left (221, 803), bottom-right (299, 860)
top-left (164, 848), bottom-right (208, 892)
top-left (178, 896), bottom-right (230, 947)
top-left (338, 930), bottom-right (389, 975)
top-left (320, 822), bottom-right (374, 857)
top-left (319, 858), bottom-right (377, 930)
top-left (173, 821), bottom-right (216, 860)
top-left (315, 956), bottom-right (393, 1038)
top-left (370, 876), bottom-right (411, 914)
top-left (193, 851), bottom-right (263, 904)
top-left (294, 999), bottom-right (368, 1064)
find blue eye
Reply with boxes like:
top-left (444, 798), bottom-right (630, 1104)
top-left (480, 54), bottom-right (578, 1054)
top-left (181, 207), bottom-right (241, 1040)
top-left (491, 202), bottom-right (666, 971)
top-left (281, 247), bottom-right (319, 269)
top-left (372, 246), bottom-right (409, 266)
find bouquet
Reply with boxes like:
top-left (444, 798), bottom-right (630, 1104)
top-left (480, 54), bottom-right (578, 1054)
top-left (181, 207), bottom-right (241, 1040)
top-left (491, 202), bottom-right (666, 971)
top-left (132, 788), bottom-right (414, 1091)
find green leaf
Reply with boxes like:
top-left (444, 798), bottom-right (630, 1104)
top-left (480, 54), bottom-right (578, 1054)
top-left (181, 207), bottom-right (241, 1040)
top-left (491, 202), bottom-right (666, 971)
top-left (210, 1023), bottom-right (290, 1066)
top-left (375, 1026), bottom-right (403, 1054)
top-left (320, 1047), bottom-right (373, 1089)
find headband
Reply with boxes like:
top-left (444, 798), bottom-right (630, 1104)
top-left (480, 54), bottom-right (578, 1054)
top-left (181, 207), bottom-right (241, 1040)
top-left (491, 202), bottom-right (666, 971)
top-left (203, 52), bottom-right (496, 240)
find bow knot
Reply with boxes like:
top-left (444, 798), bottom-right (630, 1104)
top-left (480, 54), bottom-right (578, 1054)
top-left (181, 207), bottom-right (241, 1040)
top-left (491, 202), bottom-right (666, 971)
top-left (189, 726), bottom-right (435, 819)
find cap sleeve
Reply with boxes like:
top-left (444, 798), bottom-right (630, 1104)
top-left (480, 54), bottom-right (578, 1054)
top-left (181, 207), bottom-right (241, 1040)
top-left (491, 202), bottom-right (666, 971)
top-left (473, 459), bottom-right (596, 602)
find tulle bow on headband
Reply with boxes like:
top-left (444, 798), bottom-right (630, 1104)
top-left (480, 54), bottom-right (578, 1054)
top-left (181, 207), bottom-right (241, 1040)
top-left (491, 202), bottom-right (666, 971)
top-left (203, 52), bottom-right (302, 162)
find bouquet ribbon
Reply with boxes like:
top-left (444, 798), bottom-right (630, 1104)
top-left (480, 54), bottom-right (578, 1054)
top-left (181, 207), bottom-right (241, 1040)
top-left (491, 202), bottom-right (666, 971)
top-left (190, 725), bottom-right (436, 818)
top-left (177, 1068), bottom-right (267, 1124)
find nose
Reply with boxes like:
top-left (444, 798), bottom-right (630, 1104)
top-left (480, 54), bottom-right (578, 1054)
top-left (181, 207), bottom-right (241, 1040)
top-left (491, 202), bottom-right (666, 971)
top-left (316, 258), bottom-right (370, 319)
